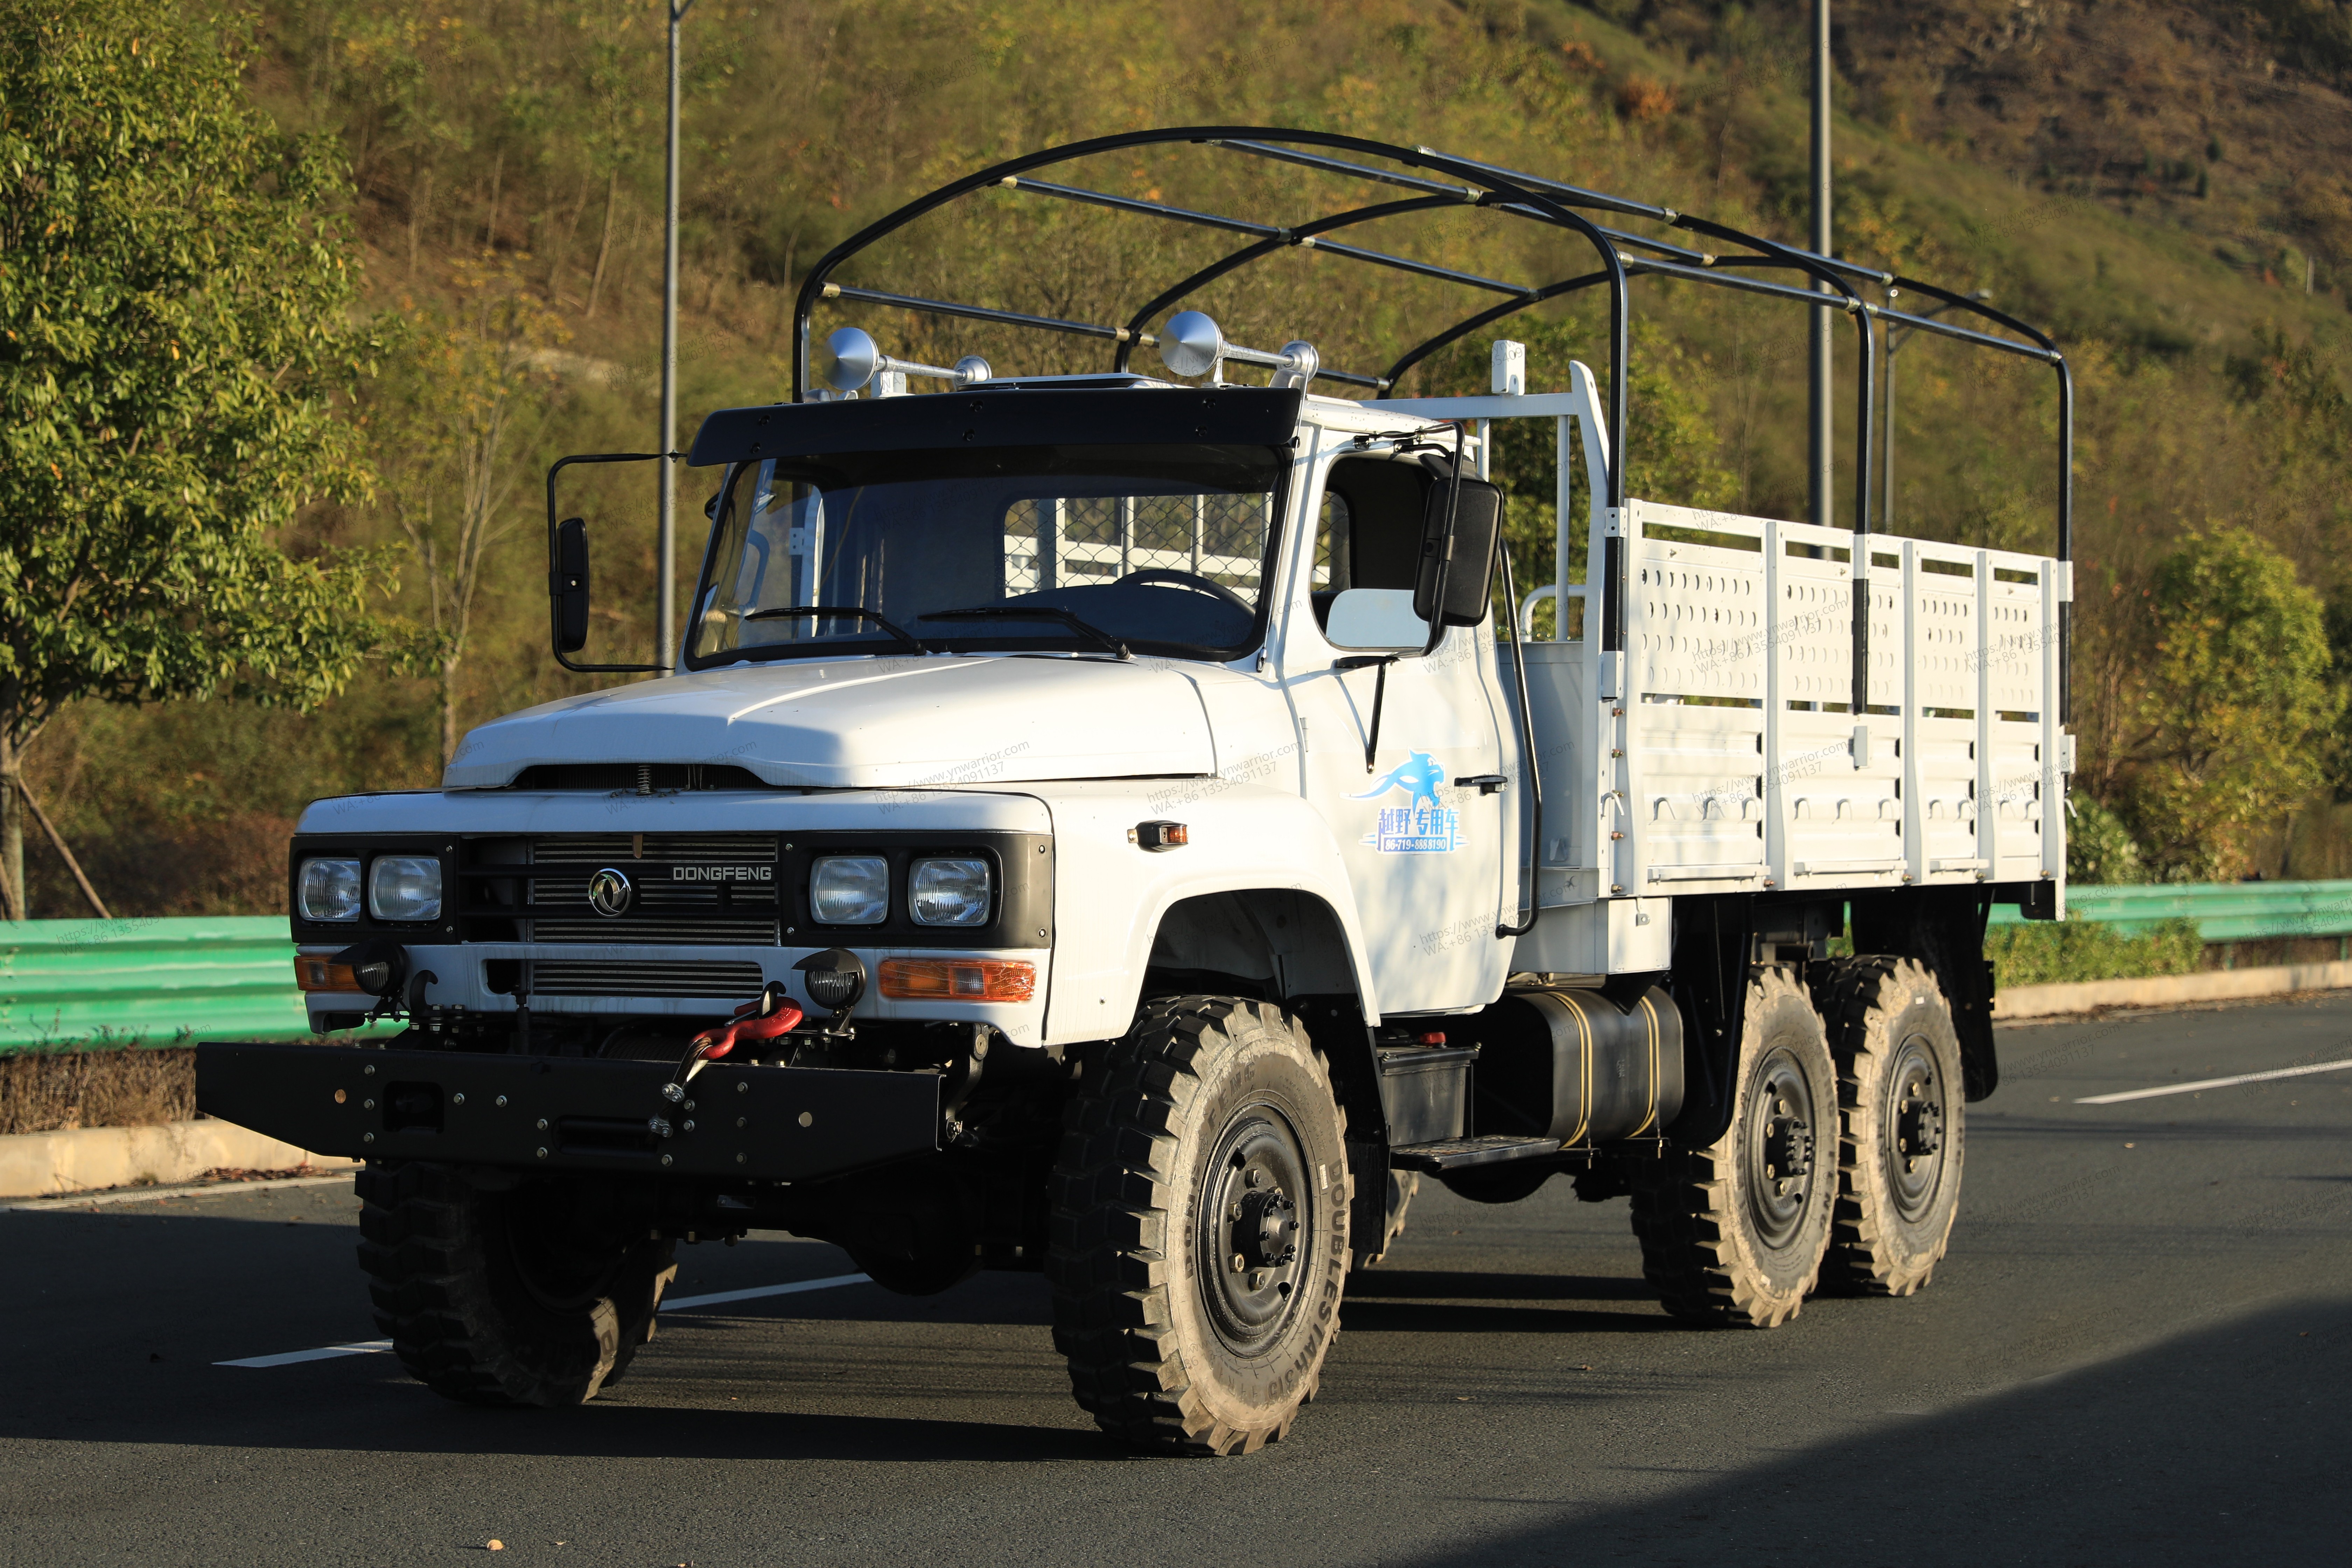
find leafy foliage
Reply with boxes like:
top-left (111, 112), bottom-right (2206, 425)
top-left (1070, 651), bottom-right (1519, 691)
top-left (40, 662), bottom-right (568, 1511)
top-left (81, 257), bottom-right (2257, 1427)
top-left (1984, 916), bottom-right (2202, 988)
top-left (0, 0), bottom-right (411, 744)
top-left (2115, 531), bottom-right (2344, 879)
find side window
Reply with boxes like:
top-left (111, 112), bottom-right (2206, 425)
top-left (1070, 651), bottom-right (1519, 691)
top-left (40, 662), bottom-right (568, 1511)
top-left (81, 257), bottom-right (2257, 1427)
top-left (1312, 456), bottom-right (1428, 625)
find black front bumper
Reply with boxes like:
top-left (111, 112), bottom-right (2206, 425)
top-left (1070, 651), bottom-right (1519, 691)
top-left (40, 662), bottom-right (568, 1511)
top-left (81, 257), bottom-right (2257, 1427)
top-left (196, 1042), bottom-right (941, 1182)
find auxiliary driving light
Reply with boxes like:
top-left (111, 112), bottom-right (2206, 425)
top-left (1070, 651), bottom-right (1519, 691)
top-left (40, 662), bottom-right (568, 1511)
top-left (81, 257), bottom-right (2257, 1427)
top-left (330, 939), bottom-right (408, 997)
top-left (795, 947), bottom-right (868, 1015)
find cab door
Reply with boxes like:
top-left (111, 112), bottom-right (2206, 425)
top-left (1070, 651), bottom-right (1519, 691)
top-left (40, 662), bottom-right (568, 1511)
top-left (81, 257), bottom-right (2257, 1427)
top-left (1280, 448), bottom-right (1515, 1017)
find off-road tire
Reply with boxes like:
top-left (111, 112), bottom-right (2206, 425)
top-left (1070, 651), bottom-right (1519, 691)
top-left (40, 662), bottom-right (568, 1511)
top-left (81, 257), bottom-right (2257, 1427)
top-left (1049, 996), bottom-right (1351, 1455)
top-left (356, 1162), bottom-right (677, 1406)
top-left (1814, 956), bottom-right (1967, 1295)
top-left (1352, 1168), bottom-right (1419, 1270)
top-left (1631, 966), bottom-right (1836, 1328)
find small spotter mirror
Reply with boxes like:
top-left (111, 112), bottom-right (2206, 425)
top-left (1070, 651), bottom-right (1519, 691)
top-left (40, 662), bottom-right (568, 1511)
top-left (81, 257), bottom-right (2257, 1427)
top-left (1157, 311), bottom-right (1225, 378)
top-left (818, 327), bottom-right (881, 392)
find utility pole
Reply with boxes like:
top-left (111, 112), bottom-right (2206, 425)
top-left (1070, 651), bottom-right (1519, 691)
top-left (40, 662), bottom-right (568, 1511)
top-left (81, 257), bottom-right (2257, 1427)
top-left (1808, 0), bottom-right (1833, 528)
top-left (657, 0), bottom-right (692, 671)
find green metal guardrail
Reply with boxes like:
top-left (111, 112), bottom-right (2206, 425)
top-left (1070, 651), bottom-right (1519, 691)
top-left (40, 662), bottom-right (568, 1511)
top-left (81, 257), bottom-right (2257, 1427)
top-left (1, 885), bottom-right (2345, 1052)
top-left (1989, 882), bottom-right (2352, 942)
top-left (0, 917), bottom-right (313, 1053)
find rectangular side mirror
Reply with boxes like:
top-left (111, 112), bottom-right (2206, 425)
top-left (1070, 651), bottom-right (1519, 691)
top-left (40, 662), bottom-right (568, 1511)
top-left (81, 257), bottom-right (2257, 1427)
top-left (1414, 475), bottom-right (1503, 629)
top-left (553, 517), bottom-right (592, 654)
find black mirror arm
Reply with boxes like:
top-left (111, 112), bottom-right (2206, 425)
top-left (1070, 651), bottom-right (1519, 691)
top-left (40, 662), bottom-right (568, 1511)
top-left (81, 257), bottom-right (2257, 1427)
top-left (545, 450), bottom-right (674, 674)
top-left (1419, 422), bottom-right (1467, 658)
top-left (1335, 654), bottom-right (1400, 773)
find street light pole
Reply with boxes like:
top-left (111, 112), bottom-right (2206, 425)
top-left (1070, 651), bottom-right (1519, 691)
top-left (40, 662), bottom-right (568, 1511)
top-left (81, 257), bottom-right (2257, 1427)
top-left (656, 0), bottom-right (692, 672)
top-left (1808, 0), bottom-right (1833, 528)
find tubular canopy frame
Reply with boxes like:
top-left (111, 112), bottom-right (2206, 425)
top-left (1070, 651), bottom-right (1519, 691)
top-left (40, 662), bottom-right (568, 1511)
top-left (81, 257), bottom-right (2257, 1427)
top-left (789, 127), bottom-right (2068, 550)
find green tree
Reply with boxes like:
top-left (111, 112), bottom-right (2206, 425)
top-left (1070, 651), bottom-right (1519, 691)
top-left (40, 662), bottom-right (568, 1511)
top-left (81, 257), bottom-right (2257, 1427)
top-left (2118, 530), bottom-right (2344, 880)
top-left (0, 0), bottom-right (408, 916)
top-left (373, 257), bottom-right (568, 764)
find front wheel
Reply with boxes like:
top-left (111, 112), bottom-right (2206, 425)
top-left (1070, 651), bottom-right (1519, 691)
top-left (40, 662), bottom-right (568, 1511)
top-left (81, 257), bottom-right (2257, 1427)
top-left (356, 1163), bottom-right (676, 1406)
top-left (1049, 996), bottom-right (1351, 1455)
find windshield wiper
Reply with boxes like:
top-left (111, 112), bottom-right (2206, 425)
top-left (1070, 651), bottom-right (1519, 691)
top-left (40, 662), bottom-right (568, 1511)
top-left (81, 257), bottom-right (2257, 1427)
top-left (919, 606), bottom-right (1132, 661)
top-left (742, 604), bottom-right (929, 654)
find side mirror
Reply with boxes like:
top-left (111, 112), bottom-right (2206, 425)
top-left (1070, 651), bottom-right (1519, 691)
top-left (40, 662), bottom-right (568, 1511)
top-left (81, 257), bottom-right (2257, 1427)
top-left (1413, 474), bottom-right (1503, 629)
top-left (553, 517), bottom-right (592, 653)
top-left (1326, 588), bottom-right (1427, 652)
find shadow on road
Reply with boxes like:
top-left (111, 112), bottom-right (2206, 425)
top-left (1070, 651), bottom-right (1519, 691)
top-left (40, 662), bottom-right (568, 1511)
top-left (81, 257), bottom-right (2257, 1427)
top-left (1397, 1294), bottom-right (2352, 1566)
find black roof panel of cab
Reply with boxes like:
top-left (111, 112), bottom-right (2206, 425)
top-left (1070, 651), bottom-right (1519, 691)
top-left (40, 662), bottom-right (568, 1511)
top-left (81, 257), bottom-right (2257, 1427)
top-left (687, 385), bottom-right (1304, 468)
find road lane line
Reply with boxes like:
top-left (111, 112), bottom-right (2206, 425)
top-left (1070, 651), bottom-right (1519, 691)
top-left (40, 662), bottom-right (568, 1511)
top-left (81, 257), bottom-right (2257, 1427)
top-left (216, 1273), bottom-right (873, 1368)
top-left (662, 1272), bottom-right (870, 1311)
top-left (2075, 1057), bottom-right (2352, 1104)
top-left (218, 1341), bottom-right (393, 1369)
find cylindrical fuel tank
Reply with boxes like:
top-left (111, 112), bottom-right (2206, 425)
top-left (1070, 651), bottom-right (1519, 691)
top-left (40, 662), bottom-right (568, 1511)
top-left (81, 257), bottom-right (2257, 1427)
top-left (1464, 985), bottom-right (1684, 1146)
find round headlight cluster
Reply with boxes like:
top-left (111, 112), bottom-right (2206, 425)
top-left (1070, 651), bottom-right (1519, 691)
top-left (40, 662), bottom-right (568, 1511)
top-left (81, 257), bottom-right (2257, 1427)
top-left (368, 856), bottom-right (443, 922)
top-left (809, 855), bottom-right (889, 925)
top-left (909, 857), bottom-right (991, 927)
top-left (808, 853), bottom-right (994, 926)
top-left (298, 858), bottom-right (362, 922)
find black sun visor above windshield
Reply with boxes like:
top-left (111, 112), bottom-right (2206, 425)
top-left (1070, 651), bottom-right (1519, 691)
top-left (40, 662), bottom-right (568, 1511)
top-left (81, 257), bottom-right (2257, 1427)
top-left (687, 385), bottom-right (1305, 468)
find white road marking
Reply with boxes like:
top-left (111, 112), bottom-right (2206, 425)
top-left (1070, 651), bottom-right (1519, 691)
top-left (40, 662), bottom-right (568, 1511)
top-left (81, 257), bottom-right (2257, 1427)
top-left (663, 1272), bottom-right (870, 1311)
top-left (215, 1272), bottom-right (873, 1368)
top-left (218, 1341), bottom-right (393, 1369)
top-left (2074, 1056), bottom-right (2352, 1105)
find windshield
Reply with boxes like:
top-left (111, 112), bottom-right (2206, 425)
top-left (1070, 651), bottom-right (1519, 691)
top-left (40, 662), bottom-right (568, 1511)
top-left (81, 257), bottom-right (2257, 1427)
top-left (688, 442), bottom-right (1287, 665)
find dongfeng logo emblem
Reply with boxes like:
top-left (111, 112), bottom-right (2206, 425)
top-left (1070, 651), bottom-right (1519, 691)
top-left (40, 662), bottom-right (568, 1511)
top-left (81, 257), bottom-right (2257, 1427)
top-left (587, 867), bottom-right (635, 918)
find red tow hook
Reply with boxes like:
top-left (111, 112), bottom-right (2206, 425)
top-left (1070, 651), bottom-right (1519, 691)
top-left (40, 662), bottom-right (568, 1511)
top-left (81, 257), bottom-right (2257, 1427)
top-left (670, 982), bottom-right (804, 1089)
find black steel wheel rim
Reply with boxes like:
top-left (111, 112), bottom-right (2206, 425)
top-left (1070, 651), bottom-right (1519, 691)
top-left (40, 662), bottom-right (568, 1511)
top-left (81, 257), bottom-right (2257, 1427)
top-left (1194, 1098), bottom-right (1313, 1357)
top-left (1884, 1032), bottom-right (1949, 1224)
top-left (1744, 1046), bottom-right (1817, 1251)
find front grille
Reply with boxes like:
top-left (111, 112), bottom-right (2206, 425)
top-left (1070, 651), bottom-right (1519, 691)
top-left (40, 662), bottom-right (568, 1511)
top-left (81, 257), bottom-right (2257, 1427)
top-left (527, 960), bottom-right (767, 999)
top-left (465, 833), bottom-right (781, 945)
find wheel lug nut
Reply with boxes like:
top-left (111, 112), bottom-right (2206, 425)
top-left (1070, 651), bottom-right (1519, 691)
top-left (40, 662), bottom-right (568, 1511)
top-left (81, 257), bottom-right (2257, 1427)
top-left (1231, 1253), bottom-right (1247, 1273)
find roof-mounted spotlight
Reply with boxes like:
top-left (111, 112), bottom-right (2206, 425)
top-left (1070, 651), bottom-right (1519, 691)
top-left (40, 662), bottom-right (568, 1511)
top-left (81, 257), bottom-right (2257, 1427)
top-left (814, 327), bottom-right (991, 399)
top-left (1154, 312), bottom-right (1319, 390)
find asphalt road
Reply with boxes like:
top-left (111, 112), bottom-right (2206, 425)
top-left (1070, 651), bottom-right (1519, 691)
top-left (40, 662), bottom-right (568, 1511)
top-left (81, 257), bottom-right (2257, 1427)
top-left (5, 993), bottom-right (2350, 1567)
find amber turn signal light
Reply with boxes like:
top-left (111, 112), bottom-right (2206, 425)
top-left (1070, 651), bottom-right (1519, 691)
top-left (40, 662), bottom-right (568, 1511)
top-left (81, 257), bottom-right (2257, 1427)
top-left (295, 957), bottom-right (360, 993)
top-left (878, 958), bottom-right (1036, 1002)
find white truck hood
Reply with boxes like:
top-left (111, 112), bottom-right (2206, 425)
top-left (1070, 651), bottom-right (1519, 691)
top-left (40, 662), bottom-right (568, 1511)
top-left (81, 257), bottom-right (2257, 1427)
top-left (441, 655), bottom-right (1217, 789)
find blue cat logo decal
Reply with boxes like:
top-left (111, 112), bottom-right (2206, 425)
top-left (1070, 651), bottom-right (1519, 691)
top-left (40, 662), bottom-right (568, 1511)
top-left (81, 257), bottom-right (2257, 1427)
top-left (1351, 750), bottom-right (1463, 853)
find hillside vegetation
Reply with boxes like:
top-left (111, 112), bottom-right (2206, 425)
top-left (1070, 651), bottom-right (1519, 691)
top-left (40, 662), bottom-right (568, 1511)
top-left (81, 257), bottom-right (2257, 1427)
top-left (14, 0), bottom-right (2352, 913)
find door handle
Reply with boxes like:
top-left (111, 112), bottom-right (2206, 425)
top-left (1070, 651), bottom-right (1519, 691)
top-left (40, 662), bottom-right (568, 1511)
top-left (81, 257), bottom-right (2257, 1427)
top-left (1456, 775), bottom-right (1508, 796)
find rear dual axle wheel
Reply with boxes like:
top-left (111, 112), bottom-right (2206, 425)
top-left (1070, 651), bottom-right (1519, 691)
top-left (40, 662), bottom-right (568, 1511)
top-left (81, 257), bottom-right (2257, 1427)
top-left (1632, 958), bottom-right (1966, 1326)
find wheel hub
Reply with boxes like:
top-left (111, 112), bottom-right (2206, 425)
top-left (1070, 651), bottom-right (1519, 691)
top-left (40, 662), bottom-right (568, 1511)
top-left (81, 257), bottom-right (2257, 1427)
top-left (1744, 1049), bottom-right (1819, 1251)
top-left (1233, 1188), bottom-right (1300, 1271)
top-left (1195, 1106), bottom-right (1314, 1356)
top-left (1885, 1036), bottom-right (1951, 1223)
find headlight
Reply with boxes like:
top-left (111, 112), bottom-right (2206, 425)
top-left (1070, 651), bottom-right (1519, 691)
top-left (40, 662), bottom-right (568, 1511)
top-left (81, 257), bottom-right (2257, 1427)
top-left (909, 856), bottom-right (991, 927)
top-left (367, 856), bottom-right (443, 922)
top-left (298, 858), bottom-right (363, 922)
top-left (810, 855), bottom-right (889, 924)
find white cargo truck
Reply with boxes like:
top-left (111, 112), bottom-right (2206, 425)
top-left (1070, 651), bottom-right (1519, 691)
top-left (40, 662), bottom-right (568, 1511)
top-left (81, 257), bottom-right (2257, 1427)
top-left (200, 129), bottom-right (2073, 1454)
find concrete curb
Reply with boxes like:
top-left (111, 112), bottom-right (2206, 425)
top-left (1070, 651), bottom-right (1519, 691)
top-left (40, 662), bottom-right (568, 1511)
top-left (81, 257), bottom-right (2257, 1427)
top-left (1994, 959), bottom-right (2352, 1020)
top-left (0, 1119), bottom-right (357, 1200)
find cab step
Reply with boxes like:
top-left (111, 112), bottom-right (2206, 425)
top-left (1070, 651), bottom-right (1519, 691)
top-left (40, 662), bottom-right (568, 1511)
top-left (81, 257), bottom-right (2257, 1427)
top-left (1388, 1135), bottom-right (1562, 1174)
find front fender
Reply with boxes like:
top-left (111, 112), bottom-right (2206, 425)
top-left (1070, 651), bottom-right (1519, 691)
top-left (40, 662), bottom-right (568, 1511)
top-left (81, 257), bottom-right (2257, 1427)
top-left (1022, 780), bottom-right (1379, 1043)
